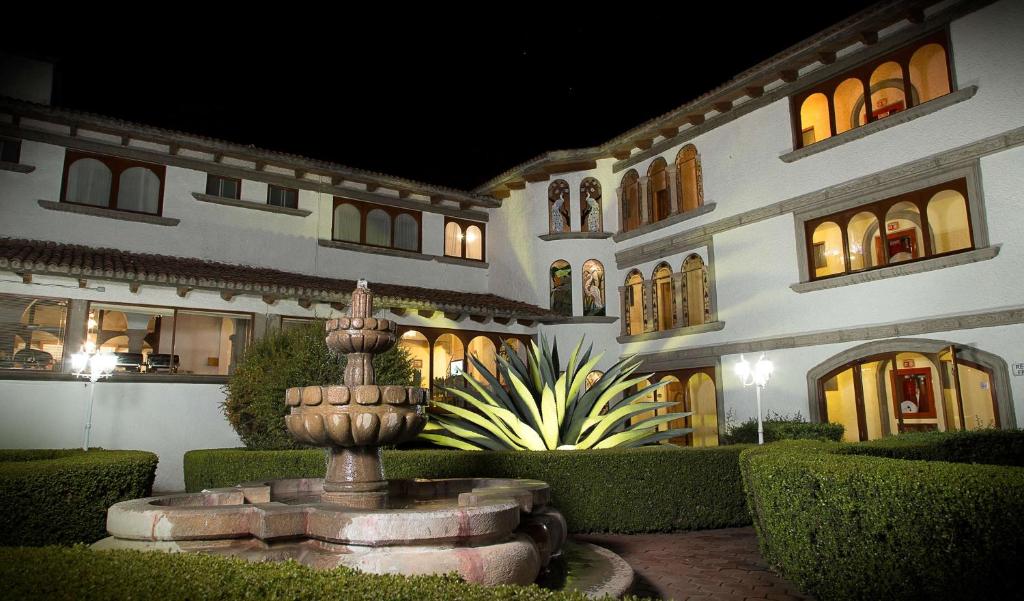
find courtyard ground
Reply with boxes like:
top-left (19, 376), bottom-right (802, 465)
top-left (575, 528), bottom-right (811, 601)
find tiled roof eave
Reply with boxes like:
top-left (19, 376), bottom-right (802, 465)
top-left (0, 239), bottom-right (558, 321)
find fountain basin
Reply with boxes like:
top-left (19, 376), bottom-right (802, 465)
top-left (95, 477), bottom-right (567, 587)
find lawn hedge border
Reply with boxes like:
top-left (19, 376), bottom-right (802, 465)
top-left (0, 545), bottom-right (647, 601)
top-left (0, 449), bottom-right (158, 546)
top-left (740, 431), bottom-right (1024, 601)
top-left (184, 445), bottom-right (752, 533)
top-left (723, 419), bottom-right (844, 444)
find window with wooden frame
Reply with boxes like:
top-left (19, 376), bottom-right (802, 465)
top-left (647, 158), bottom-right (671, 223)
top-left (620, 169), bottom-right (642, 232)
top-left (268, 185), bottom-right (299, 209)
top-left (61, 150), bottom-right (166, 216)
top-left (206, 174), bottom-right (241, 199)
top-left (85, 301), bottom-right (252, 376)
top-left (805, 177), bottom-right (973, 281)
top-left (0, 138), bottom-right (22, 164)
top-left (331, 197), bottom-right (422, 253)
top-left (443, 217), bottom-right (485, 261)
top-left (791, 30), bottom-right (953, 149)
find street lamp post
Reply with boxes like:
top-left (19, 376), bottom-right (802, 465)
top-left (734, 353), bottom-right (774, 445)
top-left (70, 342), bottom-right (117, 451)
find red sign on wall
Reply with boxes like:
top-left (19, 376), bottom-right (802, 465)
top-left (888, 222), bottom-right (899, 231)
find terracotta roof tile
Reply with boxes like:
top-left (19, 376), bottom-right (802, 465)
top-left (0, 238), bottom-right (556, 320)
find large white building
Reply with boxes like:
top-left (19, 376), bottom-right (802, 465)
top-left (1, 0), bottom-right (1022, 490)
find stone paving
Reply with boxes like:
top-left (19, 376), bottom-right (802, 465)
top-left (574, 527), bottom-right (812, 601)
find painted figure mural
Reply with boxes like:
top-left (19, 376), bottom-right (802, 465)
top-left (583, 259), bottom-right (605, 317)
top-left (550, 260), bottom-right (572, 316)
top-left (580, 177), bottom-right (603, 232)
top-left (548, 180), bottom-right (570, 234)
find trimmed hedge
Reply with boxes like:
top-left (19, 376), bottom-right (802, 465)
top-left (846, 428), bottom-right (1024, 466)
top-left (723, 417), bottom-right (844, 444)
top-left (185, 445), bottom-right (753, 533)
top-left (0, 546), bottom-right (647, 601)
top-left (0, 449), bottom-right (158, 546)
top-left (740, 433), bottom-right (1024, 601)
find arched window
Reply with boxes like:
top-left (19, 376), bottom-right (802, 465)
top-left (909, 43), bottom-right (951, 104)
top-left (550, 260), bottom-right (572, 316)
top-left (869, 61), bottom-right (907, 121)
top-left (685, 372), bottom-right (718, 447)
top-left (467, 336), bottom-right (497, 385)
top-left (582, 259), bottom-right (605, 317)
top-left (625, 270), bottom-right (644, 335)
top-left (580, 177), bottom-right (603, 232)
top-left (66, 158), bottom-right (113, 207)
top-left (647, 158), bottom-right (671, 222)
top-left (548, 179), bottom-right (570, 234)
top-left (333, 203), bottom-right (361, 243)
top-left (465, 225), bottom-right (483, 260)
top-left (444, 222), bottom-right (462, 257)
top-left (884, 201), bottom-right (923, 264)
top-left (432, 333), bottom-right (465, 402)
top-left (682, 254), bottom-right (709, 327)
top-left (811, 221), bottom-right (846, 277)
top-left (116, 167), bottom-right (161, 214)
top-left (620, 170), bottom-right (641, 232)
top-left (799, 93), bottom-right (832, 146)
top-left (393, 213), bottom-right (419, 251)
top-left (397, 330), bottom-right (430, 389)
top-left (652, 263), bottom-right (675, 331)
top-left (846, 211), bottom-right (882, 272)
top-left (365, 209), bottom-right (391, 247)
top-left (676, 145), bottom-right (703, 212)
top-left (927, 189), bottom-right (971, 254)
top-left (833, 78), bottom-right (867, 135)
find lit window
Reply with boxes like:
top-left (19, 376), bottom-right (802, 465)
top-left (0, 294), bottom-right (67, 372)
top-left (792, 32), bottom-right (952, 148)
top-left (805, 177), bottom-right (974, 280)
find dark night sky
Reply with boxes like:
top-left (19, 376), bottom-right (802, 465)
top-left (4, 4), bottom-right (876, 190)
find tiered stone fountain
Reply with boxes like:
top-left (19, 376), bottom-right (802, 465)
top-left (94, 281), bottom-right (632, 595)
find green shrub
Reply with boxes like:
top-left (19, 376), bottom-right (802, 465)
top-left (223, 321), bottom-right (416, 450)
top-left (0, 449), bottom-right (158, 546)
top-left (723, 412), bottom-right (844, 444)
top-left (740, 434), bottom-right (1024, 601)
top-left (847, 428), bottom-right (1024, 466)
top-left (185, 445), bottom-right (752, 533)
top-left (0, 546), bottom-right (648, 601)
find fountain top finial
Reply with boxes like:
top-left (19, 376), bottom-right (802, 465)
top-left (357, 279), bottom-right (369, 289)
top-left (350, 280), bottom-right (373, 319)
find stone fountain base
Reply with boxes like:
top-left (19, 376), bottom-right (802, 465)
top-left (94, 477), bottom-right (568, 587)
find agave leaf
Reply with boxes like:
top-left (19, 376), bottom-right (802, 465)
top-left (418, 433), bottom-right (484, 451)
top-left (501, 340), bottom-right (529, 382)
top-left (565, 337), bottom-right (583, 386)
top-left (506, 367), bottom-right (544, 434)
top-left (594, 424), bottom-right (693, 449)
top-left (431, 416), bottom-right (509, 451)
top-left (550, 335), bottom-right (561, 379)
top-left (536, 338), bottom-right (556, 391)
top-left (553, 371), bottom-right (568, 426)
top-left (617, 428), bottom-right (694, 448)
top-left (511, 418), bottom-right (547, 451)
top-left (576, 400), bottom-right (677, 449)
top-left (527, 341), bottom-right (543, 392)
top-left (587, 400), bottom-right (688, 441)
top-left (540, 385), bottom-right (559, 449)
top-left (564, 357), bottom-right (637, 441)
top-left (433, 400), bottom-right (525, 450)
top-left (462, 357), bottom-right (518, 415)
top-left (587, 376), bottom-right (670, 420)
top-left (442, 388), bottom-right (528, 446)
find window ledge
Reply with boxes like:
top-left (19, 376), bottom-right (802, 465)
top-left (0, 161), bottom-right (34, 174)
top-left (780, 86), bottom-right (978, 163)
top-left (613, 203), bottom-right (717, 243)
top-left (317, 238), bottom-right (430, 260)
top-left (0, 370), bottom-right (227, 384)
top-left (38, 200), bottom-right (180, 226)
top-left (538, 231), bottom-right (613, 241)
top-left (791, 245), bottom-right (1000, 293)
top-left (434, 255), bottom-right (489, 269)
top-left (616, 320), bottom-right (725, 343)
top-left (192, 192), bottom-right (312, 217)
top-left (545, 315), bottom-right (619, 325)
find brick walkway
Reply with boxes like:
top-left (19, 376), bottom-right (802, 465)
top-left (574, 527), bottom-right (812, 601)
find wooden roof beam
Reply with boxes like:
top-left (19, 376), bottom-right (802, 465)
top-left (780, 70), bottom-right (799, 83)
top-left (713, 101), bottom-right (732, 114)
top-left (523, 171), bottom-right (550, 183)
top-left (818, 51), bottom-right (837, 65)
top-left (506, 180), bottom-right (526, 190)
top-left (686, 114), bottom-right (705, 126)
top-left (634, 138), bottom-right (653, 151)
top-left (658, 126), bottom-right (679, 139)
top-left (859, 30), bottom-right (879, 45)
top-left (744, 85), bottom-right (765, 98)
top-left (611, 147), bottom-right (632, 160)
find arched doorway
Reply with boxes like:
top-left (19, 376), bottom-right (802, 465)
top-left (631, 366), bottom-right (720, 447)
top-left (808, 339), bottom-right (1014, 441)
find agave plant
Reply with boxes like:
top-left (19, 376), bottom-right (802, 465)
top-left (419, 335), bottom-right (692, 450)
